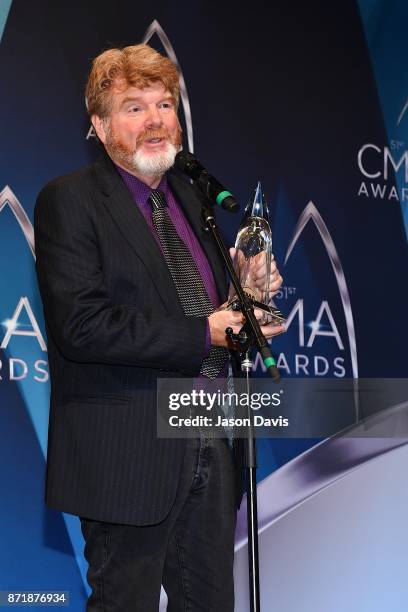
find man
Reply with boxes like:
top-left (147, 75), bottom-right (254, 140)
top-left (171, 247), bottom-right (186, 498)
top-left (35, 44), bottom-right (283, 611)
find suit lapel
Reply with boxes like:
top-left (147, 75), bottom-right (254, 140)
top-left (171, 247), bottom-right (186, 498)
top-left (92, 153), bottom-right (228, 309)
top-left (168, 172), bottom-right (228, 303)
top-left (92, 154), bottom-right (183, 310)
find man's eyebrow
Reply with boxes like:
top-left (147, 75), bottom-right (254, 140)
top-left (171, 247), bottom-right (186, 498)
top-left (120, 96), bottom-right (143, 107)
top-left (119, 93), bottom-right (174, 108)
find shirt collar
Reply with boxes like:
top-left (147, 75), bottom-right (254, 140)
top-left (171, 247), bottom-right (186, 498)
top-left (115, 164), bottom-right (168, 207)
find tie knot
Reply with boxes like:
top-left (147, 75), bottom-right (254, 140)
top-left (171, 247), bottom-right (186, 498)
top-left (149, 189), bottom-right (167, 211)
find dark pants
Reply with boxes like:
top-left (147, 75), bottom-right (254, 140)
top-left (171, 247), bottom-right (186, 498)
top-left (80, 435), bottom-right (237, 611)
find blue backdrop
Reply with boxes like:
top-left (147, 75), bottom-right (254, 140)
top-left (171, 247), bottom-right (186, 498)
top-left (1, 1), bottom-right (407, 609)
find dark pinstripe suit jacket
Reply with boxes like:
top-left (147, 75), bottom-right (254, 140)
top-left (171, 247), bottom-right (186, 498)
top-left (34, 152), bottom-right (230, 526)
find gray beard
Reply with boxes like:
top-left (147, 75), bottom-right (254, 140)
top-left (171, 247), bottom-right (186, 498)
top-left (130, 141), bottom-right (179, 176)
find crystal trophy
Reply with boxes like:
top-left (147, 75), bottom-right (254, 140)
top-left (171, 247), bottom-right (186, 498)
top-left (228, 182), bottom-right (285, 325)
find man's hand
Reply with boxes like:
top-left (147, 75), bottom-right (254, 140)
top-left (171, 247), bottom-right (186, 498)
top-left (253, 252), bottom-right (283, 298)
top-left (208, 306), bottom-right (245, 348)
top-left (208, 303), bottom-right (285, 349)
top-left (208, 248), bottom-right (285, 349)
top-left (230, 248), bottom-right (283, 301)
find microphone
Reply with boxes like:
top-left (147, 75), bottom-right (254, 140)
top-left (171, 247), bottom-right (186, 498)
top-left (175, 151), bottom-right (239, 213)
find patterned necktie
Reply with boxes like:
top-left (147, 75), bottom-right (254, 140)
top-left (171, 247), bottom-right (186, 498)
top-left (149, 189), bottom-right (229, 379)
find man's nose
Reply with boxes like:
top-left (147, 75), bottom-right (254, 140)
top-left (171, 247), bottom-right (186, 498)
top-left (145, 106), bottom-right (162, 128)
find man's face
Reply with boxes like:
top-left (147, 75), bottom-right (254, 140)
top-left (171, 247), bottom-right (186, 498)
top-left (93, 81), bottom-right (182, 178)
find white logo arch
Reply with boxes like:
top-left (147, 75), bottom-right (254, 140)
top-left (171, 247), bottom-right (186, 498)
top-left (285, 201), bottom-right (358, 379)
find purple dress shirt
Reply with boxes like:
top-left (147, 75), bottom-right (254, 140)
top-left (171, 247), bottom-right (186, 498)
top-left (116, 165), bottom-right (220, 359)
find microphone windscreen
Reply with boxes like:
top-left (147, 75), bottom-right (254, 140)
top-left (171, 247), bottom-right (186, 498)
top-left (174, 151), bottom-right (201, 179)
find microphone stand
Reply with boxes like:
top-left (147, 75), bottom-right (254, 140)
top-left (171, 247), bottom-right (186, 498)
top-left (200, 201), bottom-right (280, 612)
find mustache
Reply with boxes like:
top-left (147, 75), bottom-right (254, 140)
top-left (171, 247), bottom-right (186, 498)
top-left (135, 128), bottom-right (173, 148)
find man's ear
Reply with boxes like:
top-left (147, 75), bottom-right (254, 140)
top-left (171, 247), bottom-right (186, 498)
top-left (91, 115), bottom-right (108, 144)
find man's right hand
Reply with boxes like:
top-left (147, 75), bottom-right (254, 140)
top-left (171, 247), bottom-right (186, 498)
top-left (208, 303), bottom-right (286, 349)
top-left (208, 305), bottom-right (245, 348)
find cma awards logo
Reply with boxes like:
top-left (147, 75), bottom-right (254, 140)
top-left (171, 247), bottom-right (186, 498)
top-left (86, 20), bottom-right (194, 152)
top-left (357, 98), bottom-right (408, 203)
top-left (0, 186), bottom-right (48, 383)
top-left (253, 202), bottom-right (358, 378)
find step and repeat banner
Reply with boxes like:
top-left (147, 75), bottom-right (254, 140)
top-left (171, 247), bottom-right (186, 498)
top-left (1, 1), bottom-right (407, 610)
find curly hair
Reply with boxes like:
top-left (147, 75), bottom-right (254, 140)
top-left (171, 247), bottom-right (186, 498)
top-left (85, 44), bottom-right (180, 118)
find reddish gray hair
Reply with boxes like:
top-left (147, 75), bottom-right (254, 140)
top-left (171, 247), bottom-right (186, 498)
top-left (86, 44), bottom-right (180, 118)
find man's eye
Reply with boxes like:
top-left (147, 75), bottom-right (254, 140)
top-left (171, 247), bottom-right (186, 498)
top-left (159, 102), bottom-right (173, 109)
top-left (129, 106), bottom-right (141, 113)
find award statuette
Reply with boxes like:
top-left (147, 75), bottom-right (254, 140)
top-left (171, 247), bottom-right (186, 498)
top-left (228, 182), bottom-right (285, 325)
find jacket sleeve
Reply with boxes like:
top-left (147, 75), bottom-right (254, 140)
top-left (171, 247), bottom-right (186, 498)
top-left (34, 180), bottom-right (207, 375)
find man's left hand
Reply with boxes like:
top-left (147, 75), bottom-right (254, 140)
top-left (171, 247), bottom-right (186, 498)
top-left (229, 247), bottom-right (283, 301)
